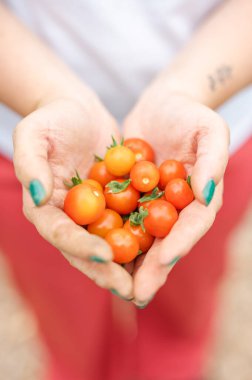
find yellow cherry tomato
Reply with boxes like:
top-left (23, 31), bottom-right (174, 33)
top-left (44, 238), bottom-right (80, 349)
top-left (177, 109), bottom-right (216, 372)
top-left (105, 145), bottom-right (136, 176)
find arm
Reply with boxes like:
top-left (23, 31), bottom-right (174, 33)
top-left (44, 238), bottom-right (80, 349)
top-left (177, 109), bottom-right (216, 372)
top-left (0, 4), bottom-right (92, 115)
top-left (0, 4), bottom-right (133, 300)
top-left (159, 0), bottom-right (252, 108)
top-left (124, 0), bottom-right (252, 307)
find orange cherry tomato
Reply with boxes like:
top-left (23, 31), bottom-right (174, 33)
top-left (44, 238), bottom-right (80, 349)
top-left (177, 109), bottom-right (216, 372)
top-left (104, 179), bottom-right (140, 215)
top-left (124, 138), bottom-right (155, 163)
top-left (105, 228), bottom-right (139, 264)
top-left (105, 145), bottom-right (135, 176)
top-left (124, 219), bottom-right (154, 253)
top-left (87, 209), bottom-right (123, 238)
top-left (81, 179), bottom-right (103, 192)
top-left (130, 161), bottom-right (160, 192)
top-left (144, 200), bottom-right (178, 238)
top-left (88, 161), bottom-right (116, 187)
top-left (64, 184), bottom-right (105, 225)
top-left (159, 160), bottom-right (186, 189)
top-left (165, 178), bottom-right (194, 210)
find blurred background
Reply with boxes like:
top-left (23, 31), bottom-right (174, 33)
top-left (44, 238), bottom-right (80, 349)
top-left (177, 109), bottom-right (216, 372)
top-left (0, 203), bottom-right (252, 380)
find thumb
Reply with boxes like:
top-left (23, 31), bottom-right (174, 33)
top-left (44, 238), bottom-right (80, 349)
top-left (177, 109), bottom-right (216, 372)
top-left (191, 118), bottom-right (229, 206)
top-left (13, 118), bottom-right (53, 206)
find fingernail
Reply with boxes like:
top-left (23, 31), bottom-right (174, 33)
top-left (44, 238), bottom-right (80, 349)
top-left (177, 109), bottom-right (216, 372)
top-left (168, 256), bottom-right (181, 267)
top-left (110, 288), bottom-right (133, 301)
top-left (136, 294), bottom-right (154, 309)
top-left (29, 179), bottom-right (46, 206)
top-left (137, 304), bottom-right (148, 309)
top-left (203, 179), bottom-right (216, 206)
top-left (90, 255), bottom-right (107, 263)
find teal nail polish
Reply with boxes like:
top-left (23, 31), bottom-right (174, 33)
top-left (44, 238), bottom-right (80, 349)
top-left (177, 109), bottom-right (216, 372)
top-left (203, 179), bottom-right (216, 206)
top-left (137, 304), bottom-right (147, 309)
top-left (168, 256), bottom-right (181, 267)
top-left (90, 256), bottom-right (107, 263)
top-left (29, 179), bottom-right (46, 206)
top-left (110, 288), bottom-right (133, 301)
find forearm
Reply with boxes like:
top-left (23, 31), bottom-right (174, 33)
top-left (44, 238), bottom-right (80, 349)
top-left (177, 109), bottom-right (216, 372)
top-left (0, 5), bottom-right (90, 116)
top-left (160, 0), bottom-right (252, 108)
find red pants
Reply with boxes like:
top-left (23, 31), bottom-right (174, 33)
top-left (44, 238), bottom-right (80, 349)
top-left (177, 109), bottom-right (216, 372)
top-left (0, 139), bottom-right (251, 380)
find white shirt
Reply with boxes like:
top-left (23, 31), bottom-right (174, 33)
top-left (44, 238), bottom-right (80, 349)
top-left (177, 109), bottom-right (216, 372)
top-left (0, 0), bottom-right (251, 158)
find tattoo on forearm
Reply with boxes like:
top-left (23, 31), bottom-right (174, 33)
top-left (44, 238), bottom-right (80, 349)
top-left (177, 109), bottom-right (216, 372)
top-left (208, 65), bottom-right (232, 91)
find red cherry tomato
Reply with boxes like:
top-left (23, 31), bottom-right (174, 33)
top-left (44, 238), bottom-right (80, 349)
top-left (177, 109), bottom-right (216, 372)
top-left (64, 184), bottom-right (105, 225)
top-left (87, 209), bottom-right (123, 238)
top-left (159, 160), bottom-right (186, 189)
top-left (137, 187), bottom-right (165, 209)
top-left (165, 178), bottom-right (194, 210)
top-left (105, 228), bottom-right (139, 264)
top-left (104, 179), bottom-right (140, 215)
top-left (124, 219), bottom-right (154, 253)
top-left (130, 161), bottom-right (160, 192)
top-left (144, 200), bottom-right (178, 238)
top-left (124, 138), bottom-right (155, 162)
top-left (88, 161), bottom-right (116, 187)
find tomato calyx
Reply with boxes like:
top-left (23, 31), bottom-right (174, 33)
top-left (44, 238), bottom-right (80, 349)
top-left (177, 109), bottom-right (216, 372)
top-left (138, 250), bottom-right (143, 256)
top-left (64, 170), bottom-right (82, 188)
top-left (107, 135), bottom-right (124, 149)
top-left (187, 175), bottom-right (191, 188)
top-left (106, 179), bottom-right (132, 193)
top-left (138, 187), bottom-right (164, 203)
top-left (94, 154), bottom-right (103, 162)
top-left (129, 206), bottom-right (149, 232)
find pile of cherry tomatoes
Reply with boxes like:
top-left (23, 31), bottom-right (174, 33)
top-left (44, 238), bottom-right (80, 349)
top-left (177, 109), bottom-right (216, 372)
top-left (64, 137), bottom-right (194, 264)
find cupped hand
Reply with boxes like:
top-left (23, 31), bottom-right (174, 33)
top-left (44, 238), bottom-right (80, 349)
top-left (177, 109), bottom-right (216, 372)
top-left (123, 88), bottom-right (230, 307)
top-left (13, 94), bottom-right (133, 300)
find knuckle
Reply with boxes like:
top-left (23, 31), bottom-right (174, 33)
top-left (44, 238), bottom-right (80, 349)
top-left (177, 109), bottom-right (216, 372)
top-left (50, 220), bottom-right (69, 244)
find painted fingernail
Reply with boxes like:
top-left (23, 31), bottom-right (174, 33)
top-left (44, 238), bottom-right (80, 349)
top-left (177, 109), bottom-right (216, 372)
top-left (110, 288), bottom-right (133, 301)
top-left (90, 255), bottom-right (107, 263)
top-left (203, 179), bottom-right (216, 206)
top-left (137, 304), bottom-right (148, 309)
top-left (168, 256), bottom-right (181, 267)
top-left (136, 294), bottom-right (154, 309)
top-left (29, 179), bottom-right (46, 206)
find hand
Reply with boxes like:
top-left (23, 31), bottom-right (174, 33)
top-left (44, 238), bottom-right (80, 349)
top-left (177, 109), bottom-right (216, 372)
top-left (123, 88), bottom-right (229, 307)
top-left (13, 93), bottom-right (133, 300)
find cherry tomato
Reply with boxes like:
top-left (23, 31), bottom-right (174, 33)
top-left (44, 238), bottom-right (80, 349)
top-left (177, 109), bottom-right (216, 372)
top-left (159, 160), bottom-right (186, 189)
top-left (124, 219), bottom-right (154, 253)
top-left (130, 161), bottom-right (160, 192)
top-left (124, 138), bottom-right (155, 163)
top-left (105, 228), bottom-right (139, 264)
top-left (81, 179), bottom-right (103, 192)
top-left (144, 200), bottom-right (178, 238)
top-left (87, 209), bottom-right (123, 238)
top-left (105, 145), bottom-right (135, 176)
top-left (165, 178), bottom-right (194, 210)
top-left (137, 187), bottom-right (165, 209)
top-left (104, 179), bottom-right (140, 215)
top-left (64, 184), bottom-right (105, 225)
top-left (88, 161), bottom-right (116, 187)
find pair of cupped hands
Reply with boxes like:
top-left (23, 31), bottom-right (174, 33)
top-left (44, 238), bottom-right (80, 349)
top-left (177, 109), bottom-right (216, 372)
top-left (13, 77), bottom-right (229, 308)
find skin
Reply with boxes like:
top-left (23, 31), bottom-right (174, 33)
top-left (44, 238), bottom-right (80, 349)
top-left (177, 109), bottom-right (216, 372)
top-left (0, 1), bottom-right (252, 304)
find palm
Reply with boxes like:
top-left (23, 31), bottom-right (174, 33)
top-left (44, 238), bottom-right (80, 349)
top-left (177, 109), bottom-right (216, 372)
top-left (34, 99), bottom-right (119, 208)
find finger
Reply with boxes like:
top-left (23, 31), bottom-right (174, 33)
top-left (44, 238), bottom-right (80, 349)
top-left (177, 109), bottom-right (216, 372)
top-left (13, 116), bottom-right (53, 206)
top-left (132, 240), bottom-right (168, 307)
top-left (23, 190), bottom-right (113, 262)
top-left (62, 252), bottom-right (134, 300)
top-left (159, 182), bottom-right (223, 265)
top-left (133, 183), bottom-right (223, 306)
top-left (191, 114), bottom-right (229, 205)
